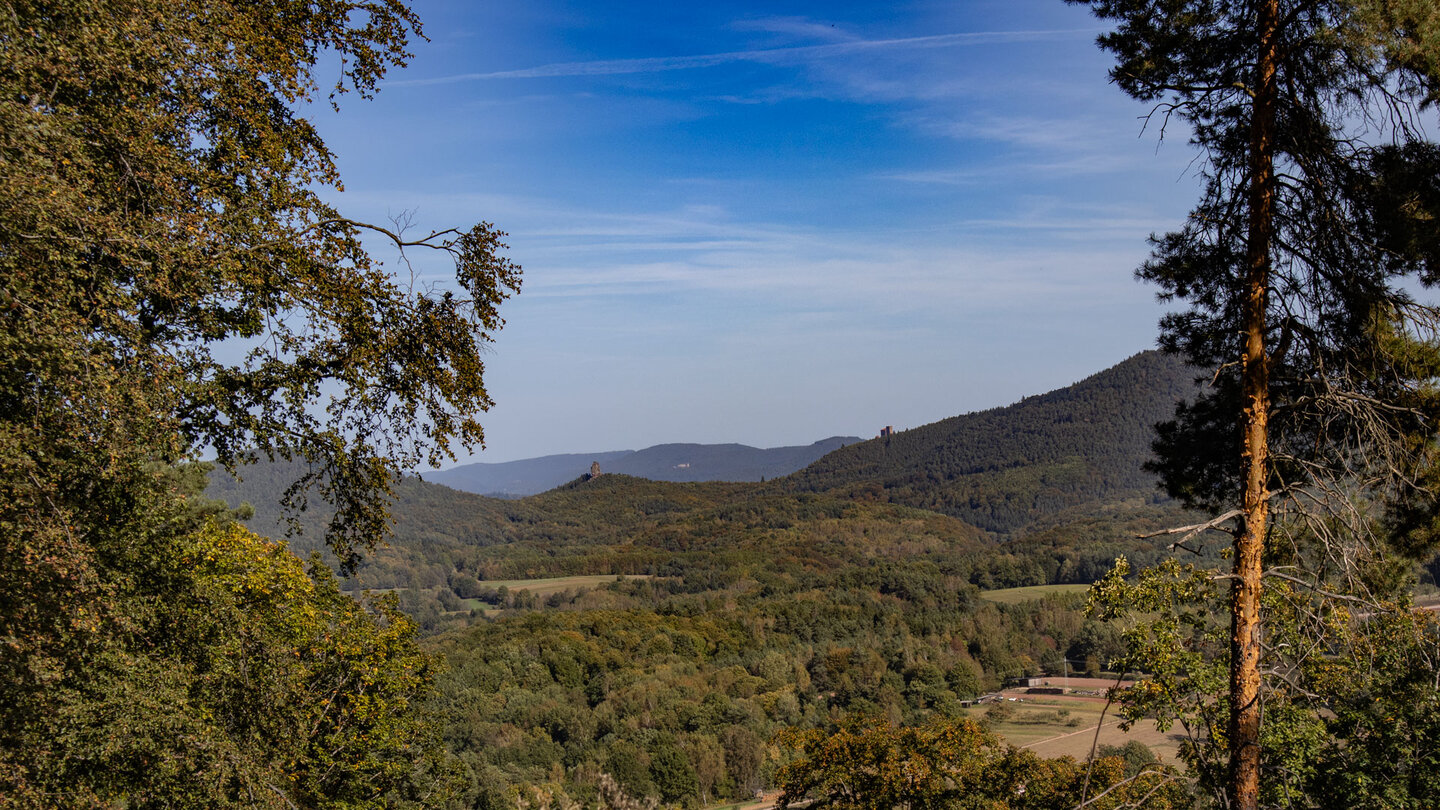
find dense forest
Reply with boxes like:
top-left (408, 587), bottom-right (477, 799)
top-left (207, 352), bottom-right (1214, 806)
top-left (429, 582), bottom-right (1119, 808)
top-left (210, 352), bottom-right (1207, 629)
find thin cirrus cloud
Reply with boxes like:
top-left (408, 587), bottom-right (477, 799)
top-left (515, 252), bottom-right (1158, 352)
top-left (516, 219), bottom-right (1154, 312)
top-left (343, 186), bottom-right (1163, 311)
top-left (388, 28), bottom-right (1103, 87)
top-left (879, 153), bottom-right (1165, 184)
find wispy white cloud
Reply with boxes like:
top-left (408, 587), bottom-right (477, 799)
top-left (878, 152), bottom-right (1170, 183)
top-left (388, 28), bottom-right (1102, 87)
top-left (494, 209), bottom-right (1159, 317)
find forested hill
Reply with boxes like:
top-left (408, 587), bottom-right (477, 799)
top-left (209, 465), bottom-right (995, 595)
top-left (210, 351), bottom-right (1200, 563)
top-left (208, 350), bottom-right (1203, 600)
top-left (783, 350), bottom-right (1199, 535)
top-left (426, 450), bottom-right (634, 497)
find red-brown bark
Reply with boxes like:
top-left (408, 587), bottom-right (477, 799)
top-left (1232, 1), bottom-right (1280, 807)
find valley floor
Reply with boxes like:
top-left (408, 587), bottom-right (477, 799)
top-left (961, 678), bottom-right (1187, 763)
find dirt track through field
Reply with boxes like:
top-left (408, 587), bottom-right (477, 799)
top-left (1020, 719), bottom-right (1123, 750)
top-left (1019, 717), bottom-right (1117, 743)
top-left (1017, 715), bottom-right (1186, 763)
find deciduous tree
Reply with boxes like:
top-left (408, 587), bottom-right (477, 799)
top-left (773, 715), bottom-right (1184, 810)
top-left (0, 0), bottom-right (517, 803)
top-left (1090, 554), bottom-right (1440, 808)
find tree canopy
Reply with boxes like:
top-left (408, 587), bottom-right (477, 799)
top-left (0, 0), bottom-right (518, 804)
top-left (774, 715), bottom-right (1186, 810)
top-left (1091, 555), bottom-right (1440, 809)
top-left (1, 0), bottom-right (520, 568)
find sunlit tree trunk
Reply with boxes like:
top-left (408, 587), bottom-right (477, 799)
top-left (1233, 1), bottom-right (1280, 806)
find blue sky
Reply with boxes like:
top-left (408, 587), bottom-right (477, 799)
top-left (312, 0), bottom-right (1203, 463)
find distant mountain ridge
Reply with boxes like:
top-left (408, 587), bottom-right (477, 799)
top-left (427, 436), bottom-right (863, 496)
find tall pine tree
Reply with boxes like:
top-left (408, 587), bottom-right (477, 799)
top-left (1068, 1), bottom-right (1440, 807)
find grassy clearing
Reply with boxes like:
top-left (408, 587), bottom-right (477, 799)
top-left (961, 695), bottom-right (1185, 763)
top-left (1021, 716), bottom-right (1183, 763)
top-left (453, 575), bottom-right (654, 613)
top-left (349, 575), bottom-right (652, 615)
top-left (481, 574), bottom-right (651, 597)
top-left (978, 583), bottom-right (1092, 604)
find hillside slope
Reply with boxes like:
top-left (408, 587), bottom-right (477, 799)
top-left (783, 350), bottom-right (1198, 535)
top-left (209, 465), bottom-right (992, 593)
top-left (210, 351), bottom-right (1199, 588)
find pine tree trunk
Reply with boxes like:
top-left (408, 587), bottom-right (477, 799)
top-left (1232, 1), bottom-right (1279, 807)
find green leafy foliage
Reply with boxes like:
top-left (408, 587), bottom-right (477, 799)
top-left (2, 0), bottom-right (520, 571)
top-left (2, 519), bottom-right (459, 808)
top-left (423, 572), bottom-right (1123, 806)
top-left (773, 715), bottom-right (1187, 809)
top-left (1090, 555), bottom-right (1440, 807)
top-left (1, 0), bottom-right (517, 804)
